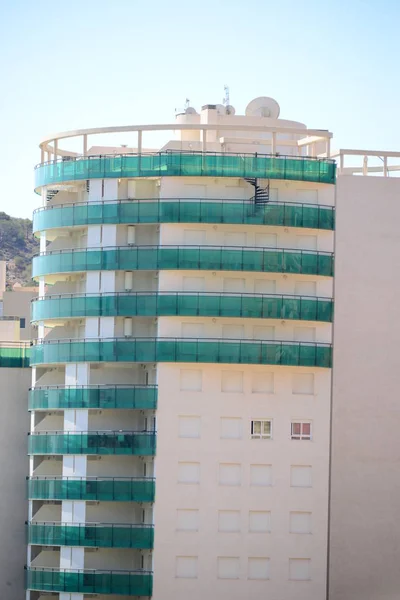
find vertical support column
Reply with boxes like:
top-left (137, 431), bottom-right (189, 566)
top-left (201, 129), bottom-right (207, 153)
top-left (83, 134), bottom-right (88, 157)
top-left (61, 363), bottom-right (89, 599)
top-left (383, 156), bottom-right (388, 177)
top-left (138, 130), bottom-right (142, 174)
top-left (54, 139), bottom-right (58, 160)
top-left (326, 137), bottom-right (331, 159)
top-left (363, 155), bottom-right (368, 176)
top-left (271, 132), bottom-right (277, 155)
top-left (339, 153), bottom-right (344, 174)
top-left (137, 130), bottom-right (142, 154)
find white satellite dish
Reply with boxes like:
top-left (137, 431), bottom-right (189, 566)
top-left (185, 107), bottom-right (197, 114)
top-left (216, 103), bottom-right (236, 115)
top-left (245, 97), bottom-right (280, 119)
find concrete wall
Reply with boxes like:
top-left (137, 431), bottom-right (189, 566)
top-left (153, 361), bottom-right (331, 600)
top-left (2, 289), bottom-right (37, 340)
top-left (0, 368), bottom-right (30, 599)
top-left (329, 175), bottom-right (400, 600)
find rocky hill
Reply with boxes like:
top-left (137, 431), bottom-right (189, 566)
top-left (0, 212), bottom-right (39, 287)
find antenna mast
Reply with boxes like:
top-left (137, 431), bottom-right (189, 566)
top-left (223, 85), bottom-right (231, 114)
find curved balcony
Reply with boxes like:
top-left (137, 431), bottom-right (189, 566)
top-left (32, 245), bottom-right (334, 279)
top-left (33, 198), bottom-right (335, 232)
top-left (30, 337), bottom-right (332, 368)
top-left (26, 567), bottom-right (152, 595)
top-left (31, 292), bottom-right (333, 324)
top-left (27, 477), bottom-right (155, 502)
top-left (28, 431), bottom-right (156, 456)
top-left (27, 522), bottom-right (154, 549)
top-left (34, 151), bottom-right (336, 190)
top-left (29, 385), bottom-right (158, 411)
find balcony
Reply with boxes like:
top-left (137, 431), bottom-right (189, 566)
top-left (28, 522), bottom-right (154, 549)
top-left (29, 385), bottom-right (158, 410)
top-left (30, 337), bottom-right (332, 368)
top-left (28, 431), bottom-right (156, 456)
top-left (34, 151), bottom-right (336, 190)
top-left (0, 342), bottom-right (30, 368)
top-left (31, 292), bottom-right (333, 323)
top-left (33, 198), bottom-right (335, 232)
top-left (32, 245), bottom-right (334, 278)
top-left (27, 477), bottom-right (155, 502)
top-left (26, 567), bottom-right (152, 596)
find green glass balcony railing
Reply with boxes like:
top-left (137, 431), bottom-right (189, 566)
top-left (31, 292), bottom-right (333, 323)
top-left (28, 522), bottom-right (154, 549)
top-left (29, 385), bottom-right (158, 410)
top-left (32, 246), bottom-right (334, 278)
top-left (33, 198), bottom-right (335, 232)
top-left (30, 337), bottom-right (332, 368)
top-left (28, 431), bottom-right (156, 456)
top-left (27, 477), bottom-right (155, 502)
top-left (0, 342), bottom-right (30, 368)
top-left (26, 567), bottom-right (153, 596)
top-left (34, 152), bottom-right (336, 190)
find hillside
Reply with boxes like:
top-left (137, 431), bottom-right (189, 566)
top-left (0, 212), bottom-right (39, 287)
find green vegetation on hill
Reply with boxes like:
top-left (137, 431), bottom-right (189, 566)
top-left (0, 212), bottom-right (38, 286)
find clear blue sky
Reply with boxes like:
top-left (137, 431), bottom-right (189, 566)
top-left (1, 0), bottom-right (400, 218)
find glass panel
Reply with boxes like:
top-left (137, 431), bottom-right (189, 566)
top-left (26, 568), bottom-right (153, 595)
top-left (30, 339), bottom-right (332, 368)
top-left (33, 200), bottom-right (335, 232)
top-left (35, 154), bottom-right (336, 194)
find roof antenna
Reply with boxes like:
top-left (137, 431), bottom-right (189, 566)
top-left (184, 98), bottom-right (190, 110)
top-left (223, 85), bottom-right (231, 114)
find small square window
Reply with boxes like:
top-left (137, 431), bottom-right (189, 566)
top-left (19, 318), bottom-right (26, 328)
top-left (291, 421), bottom-right (312, 441)
top-left (251, 420), bottom-right (272, 440)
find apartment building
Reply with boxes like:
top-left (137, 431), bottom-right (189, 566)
top-left (0, 262), bottom-right (33, 598)
top-left (25, 97), bottom-right (399, 600)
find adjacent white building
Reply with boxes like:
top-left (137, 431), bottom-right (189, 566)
top-left (25, 96), bottom-right (400, 600)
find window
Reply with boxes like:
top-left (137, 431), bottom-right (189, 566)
top-left (221, 370), bottom-right (243, 393)
top-left (219, 463), bottom-right (241, 486)
top-left (178, 416), bottom-right (201, 438)
top-left (250, 464), bottom-right (272, 486)
top-left (247, 557), bottom-right (270, 580)
top-left (251, 420), bottom-right (272, 440)
top-left (178, 462), bottom-right (200, 483)
top-left (291, 421), bottom-right (312, 441)
top-left (176, 556), bottom-right (198, 578)
top-left (218, 510), bottom-right (241, 532)
top-left (180, 369), bottom-right (202, 391)
top-left (289, 558), bottom-right (311, 581)
top-left (251, 372), bottom-right (274, 394)
top-left (292, 373), bottom-right (314, 395)
top-left (217, 557), bottom-right (240, 579)
top-left (220, 418), bottom-right (242, 439)
top-left (19, 318), bottom-right (26, 328)
top-left (249, 511), bottom-right (271, 533)
top-left (176, 509), bottom-right (199, 532)
top-left (289, 512), bottom-right (312, 534)
top-left (290, 465), bottom-right (312, 487)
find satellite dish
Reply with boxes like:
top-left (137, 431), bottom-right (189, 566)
top-left (245, 97), bottom-right (280, 119)
top-left (185, 107), bottom-right (197, 114)
top-left (217, 104), bottom-right (236, 115)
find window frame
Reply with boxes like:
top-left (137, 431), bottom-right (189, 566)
top-left (250, 419), bottom-right (273, 440)
top-left (290, 421), bottom-right (312, 441)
